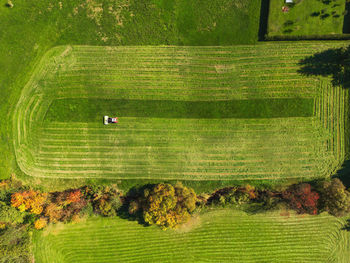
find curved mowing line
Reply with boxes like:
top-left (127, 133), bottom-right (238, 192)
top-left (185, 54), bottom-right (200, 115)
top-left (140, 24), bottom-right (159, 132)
top-left (33, 210), bottom-right (347, 263)
top-left (13, 43), bottom-right (348, 180)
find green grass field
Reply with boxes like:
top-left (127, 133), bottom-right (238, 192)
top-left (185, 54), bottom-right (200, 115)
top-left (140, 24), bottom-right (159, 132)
top-left (3, 1), bottom-right (350, 263)
top-left (0, 0), bottom-right (261, 180)
top-left (13, 43), bottom-right (348, 181)
top-left (268, 0), bottom-right (346, 37)
top-left (33, 209), bottom-right (350, 263)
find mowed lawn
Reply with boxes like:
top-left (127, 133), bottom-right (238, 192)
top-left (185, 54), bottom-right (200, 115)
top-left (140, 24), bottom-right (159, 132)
top-left (0, 0), bottom-right (261, 180)
top-left (13, 43), bottom-right (348, 181)
top-left (268, 0), bottom-right (346, 37)
top-left (33, 209), bottom-right (350, 263)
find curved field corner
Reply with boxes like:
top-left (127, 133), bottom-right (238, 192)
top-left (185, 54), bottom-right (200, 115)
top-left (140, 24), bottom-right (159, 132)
top-left (13, 43), bottom-right (348, 181)
top-left (33, 209), bottom-right (350, 263)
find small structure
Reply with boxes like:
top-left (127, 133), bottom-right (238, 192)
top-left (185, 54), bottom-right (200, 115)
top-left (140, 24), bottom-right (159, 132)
top-left (285, 0), bottom-right (293, 3)
top-left (282, 6), bottom-right (290, 13)
top-left (6, 0), bottom-right (14, 8)
top-left (104, 116), bottom-right (118, 125)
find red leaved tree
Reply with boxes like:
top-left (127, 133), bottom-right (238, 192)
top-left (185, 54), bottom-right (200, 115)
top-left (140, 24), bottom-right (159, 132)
top-left (282, 183), bottom-right (319, 215)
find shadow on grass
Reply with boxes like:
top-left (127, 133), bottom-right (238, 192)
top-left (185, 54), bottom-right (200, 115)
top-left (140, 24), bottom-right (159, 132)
top-left (334, 160), bottom-right (350, 188)
top-left (297, 45), bottom-right (350, 88)
top-left (298, 46), bottom-right (350, 188)
top-left (343, 1), bottom-right (350, 33)
top-left (258, 0), bottom-right (270, 41)
top-left (116, 184), bottom-right (156, 227)
top-left (342, 219), bottom-right (350, 231)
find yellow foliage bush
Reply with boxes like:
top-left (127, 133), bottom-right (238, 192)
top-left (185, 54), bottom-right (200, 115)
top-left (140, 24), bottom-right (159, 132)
top-left (34, 218), bottom-right (47, 230)
top-left (141, 183), bottom-right (196, 229)
top-left (11, 190), bottom-right (48, 215)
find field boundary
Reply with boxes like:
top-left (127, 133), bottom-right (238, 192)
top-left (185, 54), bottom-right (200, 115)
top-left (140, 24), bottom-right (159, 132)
top-left (13, 43), bottom-right (349, 181)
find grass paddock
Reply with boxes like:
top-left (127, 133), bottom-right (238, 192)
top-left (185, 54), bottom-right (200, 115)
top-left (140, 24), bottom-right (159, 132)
top-left (268, 0), bottom-right (346, 37)
top-left (13, 43), bottom-right (348, 181)
top-left (33, 209), bottom-right (350, 263)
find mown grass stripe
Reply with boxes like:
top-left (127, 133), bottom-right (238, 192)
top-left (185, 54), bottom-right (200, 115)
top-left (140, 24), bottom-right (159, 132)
top-left (33, 210), bottom-right (347, 263)
top-left (13, 44), bottom-right (347, 180)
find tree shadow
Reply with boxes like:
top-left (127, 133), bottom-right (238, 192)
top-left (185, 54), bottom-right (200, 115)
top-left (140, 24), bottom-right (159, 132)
top-left (297, 45), bottom-right (350, 88)
top-left (298, 46), bottom-right (350, 188)
top-left (320, 13), bottom-right (330, 19)
top-left (258, 0), bottom-right (270, 41)
top-left (116, 184), bottom-right (156, 227)
top-left (342, 219), bottom-right (350, 231)
top-left (318, 0), bottom-right (331, 5)
top-left (334, 160), bottom-right (350, 188)
top-left (283, 29), bottom-right (293, 34)
top-left (343, 2), bottom-right (350, 33)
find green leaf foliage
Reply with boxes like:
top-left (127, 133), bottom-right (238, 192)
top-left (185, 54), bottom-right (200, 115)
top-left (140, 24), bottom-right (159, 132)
top-left (321, 178), bottom-right (350, 217)
top-left (0, 226), bottom-right (30, 263)
top-left (0, 201), bottom-right (25, 225)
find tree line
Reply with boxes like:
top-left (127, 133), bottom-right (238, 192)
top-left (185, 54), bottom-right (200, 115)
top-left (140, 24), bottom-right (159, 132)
top-left (1, 177), bottom-right (350, 262)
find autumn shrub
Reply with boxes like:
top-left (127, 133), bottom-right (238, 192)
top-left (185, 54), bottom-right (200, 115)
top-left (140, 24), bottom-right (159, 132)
top-left (128, 183), bottom-right (197, 229)
top-left (11, 190), bottom-right (47, 214)
top-left (320, 178), bottom-right (350, 217)
top-left (44, 203), bottom-right (62, 223)
top-left (282, 183), bottom-right (319, 215)
top-left (207, 185), bottom-right (257, 206)
top-left (83, 185), bottom-right (121, 216)
top-left (48, 189), bottom-right (88, 223)
top-left (54, 189), bottom-right (83, 207)
top-left (71, 214), bottom-right (80, 223)
top-left (34, 218), bottom-right (47, 230)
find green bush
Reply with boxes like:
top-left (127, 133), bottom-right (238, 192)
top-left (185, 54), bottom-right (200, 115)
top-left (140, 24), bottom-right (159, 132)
top-left (207, 186), bottom-right (255, 207)
top-left (0, 226), bottom-right (31, 263)
top-left (320, 179), bottom-right (350, 217)
top-left (0, 201), bottom-right (25, 225)
top-left (83, 185), bottom-right (121, 217)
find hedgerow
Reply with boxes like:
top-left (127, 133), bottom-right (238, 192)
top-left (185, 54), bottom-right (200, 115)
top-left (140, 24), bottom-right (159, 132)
top-left (1, 177), bottom-right (350, 234)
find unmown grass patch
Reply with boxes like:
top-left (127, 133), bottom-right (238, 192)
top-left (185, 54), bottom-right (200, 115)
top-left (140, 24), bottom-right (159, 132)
top-left (45, 98), bottom-right (314, 121)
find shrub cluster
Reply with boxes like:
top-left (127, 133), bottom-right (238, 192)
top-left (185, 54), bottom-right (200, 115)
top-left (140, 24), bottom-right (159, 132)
top-left (0, 226), bottom-right (30, 263)
top-left (83, 185), bottom-right (121, 217)
top-left (320, 178), bottom-right (350, 216)
top-left (207, 185), bottom-right (257, 206)
top-left (1, 177), bottom-right (350, 236)
top-left (0, 181), bottom-right (122, 231)
top-left (204, 179), bottom-right (350, 217)
top-left (281, 183), bottom-right (319, 215)
top-left (126, 182), bottom-right (197, 229)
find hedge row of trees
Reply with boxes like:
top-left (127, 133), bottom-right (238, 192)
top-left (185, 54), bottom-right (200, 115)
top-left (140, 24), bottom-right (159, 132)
top-left (1, 178), bottom-right (350, 233)
top-left (203, 178), bottom-right (350, 217)
top-left (1, 177), bottom-right (350, 262)
top-left (0, 180), bottom-right (122, 231)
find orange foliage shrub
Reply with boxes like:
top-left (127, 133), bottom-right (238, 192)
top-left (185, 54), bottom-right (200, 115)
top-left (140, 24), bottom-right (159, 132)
top-left (34, 217), bottom-right (47, 230)
top-left (11, 190), bottom-right (47, 214)
top-left (44, 203), bottom-right (62, 223)
top-left (66, 190), bottom-right (82, 205)
top-left (71, 214), bottom-right (80, 223)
